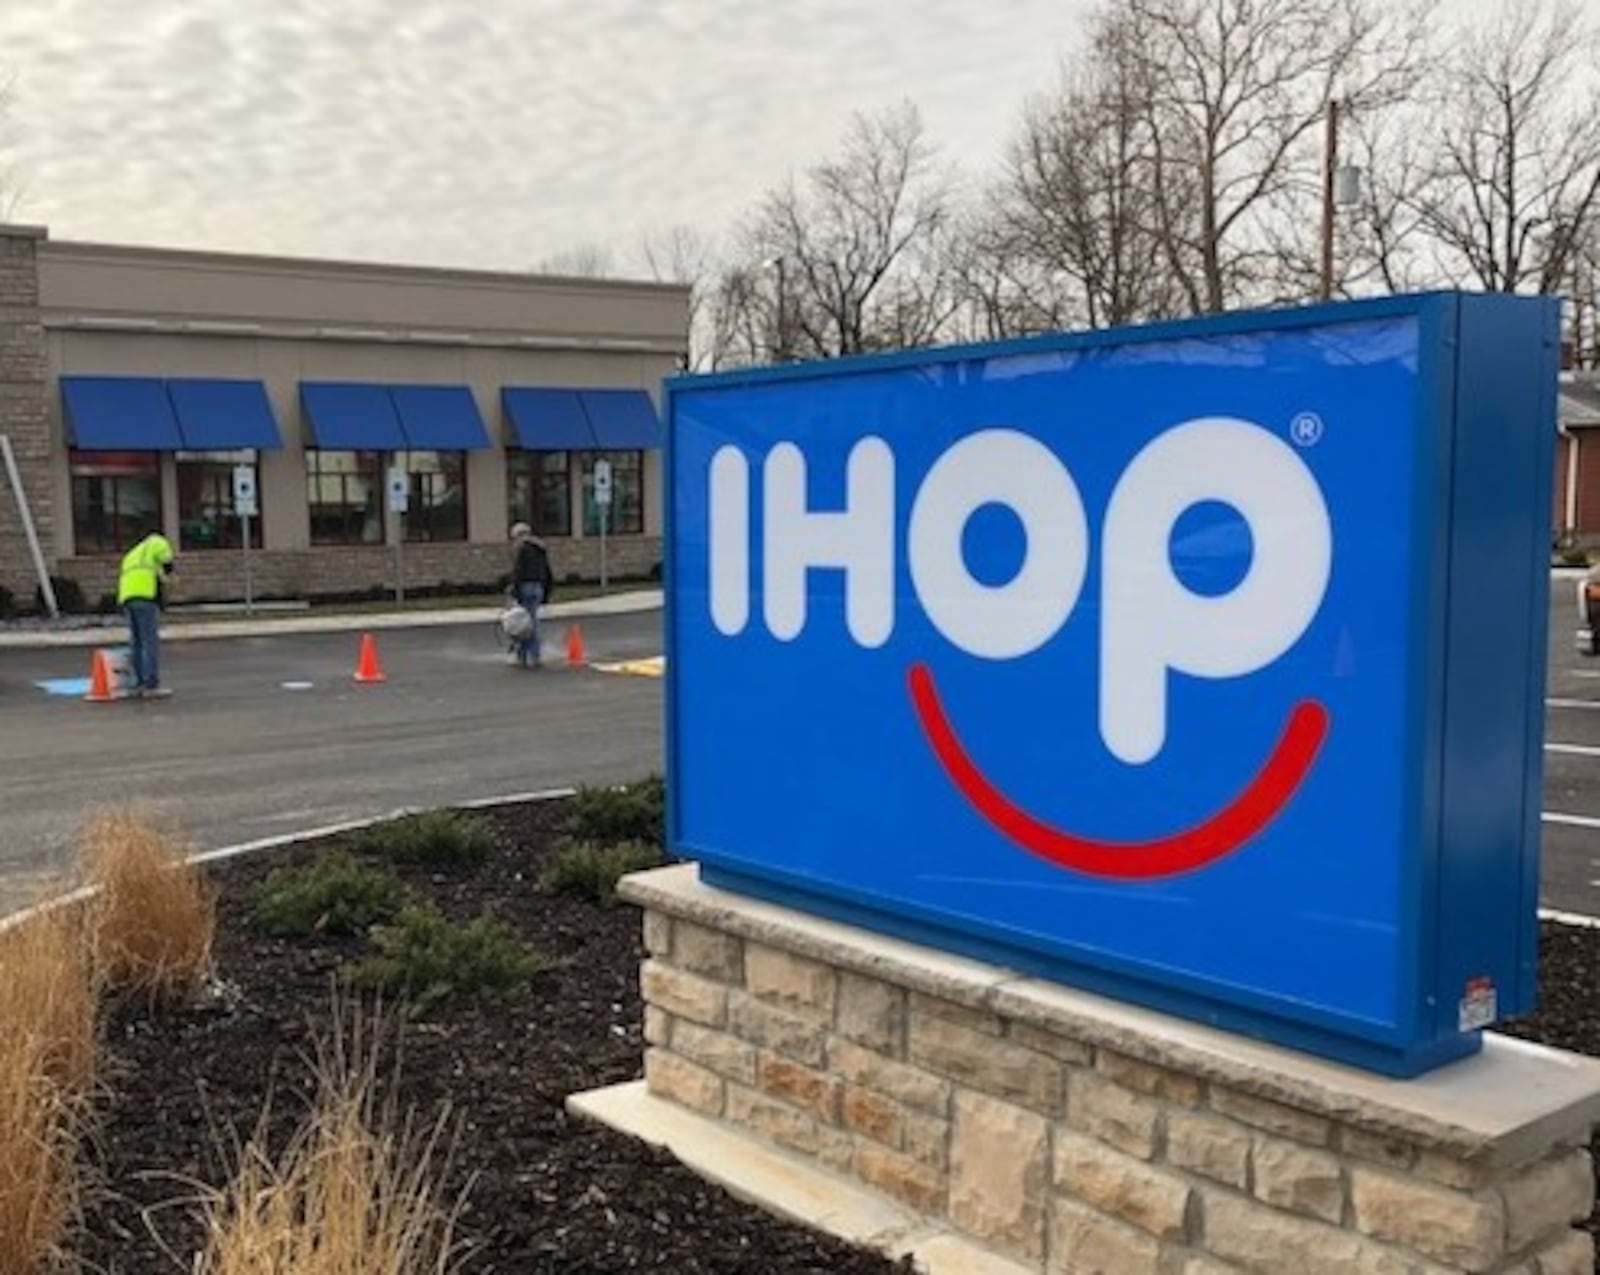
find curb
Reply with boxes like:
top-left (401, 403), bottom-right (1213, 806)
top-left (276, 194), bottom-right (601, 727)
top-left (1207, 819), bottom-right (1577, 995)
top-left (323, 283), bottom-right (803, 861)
top-left (0, 785), bottom-right (579, 933)
top-left (0, 591), bottom-right (663, 651)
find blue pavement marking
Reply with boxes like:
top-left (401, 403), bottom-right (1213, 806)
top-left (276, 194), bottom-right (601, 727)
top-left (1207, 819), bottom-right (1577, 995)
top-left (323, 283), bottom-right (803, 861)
top-left (37, 678), bottom-right (91, 696)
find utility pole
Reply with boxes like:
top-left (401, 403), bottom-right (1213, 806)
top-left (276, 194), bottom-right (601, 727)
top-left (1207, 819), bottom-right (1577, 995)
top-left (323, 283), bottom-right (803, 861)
top-left (764, 256), bottom-right (788, 362)
top-left (1320, 99), bottom-right (1340, 302)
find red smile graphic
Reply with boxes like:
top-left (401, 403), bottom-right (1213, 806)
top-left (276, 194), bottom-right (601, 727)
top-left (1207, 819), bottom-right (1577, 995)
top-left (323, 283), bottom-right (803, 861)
top-left (908, 663), bottom-right (1328, 880)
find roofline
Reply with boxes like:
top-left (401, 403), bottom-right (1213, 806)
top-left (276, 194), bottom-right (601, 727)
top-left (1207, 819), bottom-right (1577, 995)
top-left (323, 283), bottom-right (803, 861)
top-left (26, 231), bottom-right (690, 299)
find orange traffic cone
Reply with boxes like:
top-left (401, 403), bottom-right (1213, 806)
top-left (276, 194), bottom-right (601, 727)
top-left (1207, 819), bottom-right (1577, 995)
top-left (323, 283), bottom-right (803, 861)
top-left (353, 633), bottom-right (386, 684)
top-left (84, 649), bottom-right (117, 703)
top-left (566, 624), bottom-right (587, 668)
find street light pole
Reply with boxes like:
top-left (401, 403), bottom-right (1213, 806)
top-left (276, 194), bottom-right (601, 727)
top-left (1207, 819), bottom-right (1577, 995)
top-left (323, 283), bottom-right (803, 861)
top-left (764, 256), bottom-right (788, 362)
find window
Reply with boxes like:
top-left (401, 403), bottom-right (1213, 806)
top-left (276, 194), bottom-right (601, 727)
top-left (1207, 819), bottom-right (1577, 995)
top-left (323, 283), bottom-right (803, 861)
top-left (580, 450), bottom-right (643, 535)
top-left (69, 451), bottom-right (161, 555)
top-left (506, 450), bottom-right (571, 537)
top-left (177, 450), bottom-right (262, 550)
top-left (307, 450), bottom-right (383, 546)
top-left (402, 451), bottom-right (467, 543)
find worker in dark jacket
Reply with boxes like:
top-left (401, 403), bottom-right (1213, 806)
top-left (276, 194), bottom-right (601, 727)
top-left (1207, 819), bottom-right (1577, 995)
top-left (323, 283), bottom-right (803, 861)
top-left (509, 522), bottom-right (555, 668)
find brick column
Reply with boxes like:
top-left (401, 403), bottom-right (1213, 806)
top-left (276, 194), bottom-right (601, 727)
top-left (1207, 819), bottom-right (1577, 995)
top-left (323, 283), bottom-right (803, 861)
top-left (0, 225), bottom-right (54, 605)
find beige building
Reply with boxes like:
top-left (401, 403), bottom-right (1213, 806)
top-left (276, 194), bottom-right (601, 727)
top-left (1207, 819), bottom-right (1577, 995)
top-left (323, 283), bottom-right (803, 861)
top-left (0, 223), bottom-right (689, 611)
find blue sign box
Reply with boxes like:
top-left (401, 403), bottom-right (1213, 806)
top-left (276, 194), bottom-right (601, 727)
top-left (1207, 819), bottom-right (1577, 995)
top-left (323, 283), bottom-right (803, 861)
top-left (665, 293), bottom-right (1558, 1077)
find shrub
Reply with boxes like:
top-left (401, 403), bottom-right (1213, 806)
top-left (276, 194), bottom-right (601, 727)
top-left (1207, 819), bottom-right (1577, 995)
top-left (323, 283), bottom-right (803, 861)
top-left (349, 907), bottom-right (548, 1011)
top-left (0, 584), bottom-right (15, 620)
top-left (250, 856), bottom-right (410, 938)
top-left (562, 776), bottom-right (665, 848)
top-left (539, 841), bottom-right (664, 905)
top-left (39, 575), bottom-right (86, 615)
top-left (348, 811), bottom-right (495, 869)
top-left (0, 906), bottom-right (99, 1095)
top-left (197, 1002), bottom-right (462, 1274)
top-left (85, 809), bottom-right (216, 1000)
top-left (0, 1030), bottom-right (84, 1275)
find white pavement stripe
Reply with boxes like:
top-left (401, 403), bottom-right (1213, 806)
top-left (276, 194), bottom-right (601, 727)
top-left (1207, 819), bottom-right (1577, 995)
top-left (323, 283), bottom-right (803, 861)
top-left (1547, 698), bottom-right (1600, 711)
top-left (1546, 743), bottom-right (1600, 757)
top-left (1543, 811), bottom-right (1600, 830)
top-left (1541, 907), bottom-right (1600, 928)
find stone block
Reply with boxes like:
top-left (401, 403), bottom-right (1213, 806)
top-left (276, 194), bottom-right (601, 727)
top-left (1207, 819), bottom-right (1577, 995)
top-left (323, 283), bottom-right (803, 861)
top-left (728, 991), bottom-right (828, 1066)
top-left (640, 959), bottom-right (727, 1028)
top-left (1067, 1070), bottom-right (1161, 1159)
top-left (643, 1005), bottom-right (672, 1047)
top-left (1209, 1088), bottom-right (1331, 1147)
top-left (1201, 1187), bottom-right (1416, 1275)
top-left (1008, 1021), bottom-right (1094, 1067)
top-left (641, 911), bottom-right (673, 957)
top-left (1349, 1166), bottom-right (1505, 1271)
top-left (672, 1020), bottom-right (757, 1086)
top-left (1252, 1134), bottom-right (1346, 1224)
top-left (901, 1108), bottom-right (951, 1171)
top-left (725, 1084), bottom-right (854, 1171)
top-left (756, 1053), bottom-right (840, 1124)
top-left (1048, 1196), bottom-right (1162, 1275)
top-left (829, 1038), bottom-right (951, 1116)
top-left (854, 1142), bottom-right (946, 1213)
top-left (1501, 1148), bottom-right (1595, 1254)
top-left (836, 971), bottom-right (905, 1055)
top-left (841, 1084), bottom-right (904, 1149)
top-left (1052, 1129), bottom-right (1191, 1241)
top-left (948, 1091), bottom-right (1049, 1262)
top-left (1338, 1127), bottom-right (1417, 1173)
top-left (673, 920), bottom-right (744, 983)
top-left (911, 990), bottom-right (1006, 1037)
top-left (745, 943), bottom-right (837, 1015)
top-left (644, 1048), bottom-right (724, 1117)
top-left (1534, 1229), bottom-right (1595, 1275)
top-left (910, 1012), bottom-right (1063, 1114)
top-left (1165, 1108), bottom-right (1251, 1189)
top-left (1096, 1048), bottom-right (1204, 1106)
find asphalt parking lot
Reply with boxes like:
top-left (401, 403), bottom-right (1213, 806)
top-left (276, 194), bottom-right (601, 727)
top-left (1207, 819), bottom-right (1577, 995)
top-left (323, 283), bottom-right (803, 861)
top-left (0, 610), bottom-right (664, 914)
top-left (4, 582), bottom-right (1600, 921)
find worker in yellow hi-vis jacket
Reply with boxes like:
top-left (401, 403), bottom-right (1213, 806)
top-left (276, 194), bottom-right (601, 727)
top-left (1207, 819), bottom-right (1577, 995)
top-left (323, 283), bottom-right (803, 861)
top-left (116, 533), bottom-right (175, 698)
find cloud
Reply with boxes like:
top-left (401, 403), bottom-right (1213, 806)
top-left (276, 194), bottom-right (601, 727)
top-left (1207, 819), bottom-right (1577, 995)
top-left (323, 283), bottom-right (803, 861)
top-left (0, 0), bottom-right (1097, 271)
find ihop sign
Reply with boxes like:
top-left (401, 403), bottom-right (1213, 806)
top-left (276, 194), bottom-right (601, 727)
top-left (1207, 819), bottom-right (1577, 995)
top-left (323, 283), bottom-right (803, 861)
top-left (665, 294), bottom-right (1559, 1076)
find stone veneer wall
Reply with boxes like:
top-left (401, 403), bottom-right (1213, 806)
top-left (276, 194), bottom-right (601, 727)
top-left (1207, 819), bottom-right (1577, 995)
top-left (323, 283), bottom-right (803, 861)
top-left (0, 228), bottom-right (53, 602)
top-left (625, 865), bottom-right (1600, 1275)
top-left (54, 534), bottom-right (662, 605)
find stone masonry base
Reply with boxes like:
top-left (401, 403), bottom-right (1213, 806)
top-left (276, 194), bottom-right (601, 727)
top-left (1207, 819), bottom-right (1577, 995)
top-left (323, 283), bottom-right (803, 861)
top-left (614, 864), bottom-right (1600, 1275)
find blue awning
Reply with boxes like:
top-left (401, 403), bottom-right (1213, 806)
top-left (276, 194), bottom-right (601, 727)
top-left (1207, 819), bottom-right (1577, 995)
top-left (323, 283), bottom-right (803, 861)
top-left (167, 379), bottom-right (282, 450)
top-left (301, 382), bottom-right (406, 450)
top-left (502, 387), bottom-right (597, 449)
top-left (389, 385), bottom-right (490, 450)
top-left (61, 376), bottom-right (184, 450)
top-left (579, 388), bottom-right (662, 449)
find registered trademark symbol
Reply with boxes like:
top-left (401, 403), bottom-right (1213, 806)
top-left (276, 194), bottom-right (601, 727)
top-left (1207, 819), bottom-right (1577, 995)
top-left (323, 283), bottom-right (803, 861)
top-left (1290, 412), bottom-right (1324, 447)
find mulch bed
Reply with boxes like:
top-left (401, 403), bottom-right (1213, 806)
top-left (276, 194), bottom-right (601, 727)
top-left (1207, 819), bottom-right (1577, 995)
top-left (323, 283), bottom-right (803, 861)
top-left (66, 802), bottom-right (1600, 1271)
top-left (71, 800), bottom-right (906, 1274)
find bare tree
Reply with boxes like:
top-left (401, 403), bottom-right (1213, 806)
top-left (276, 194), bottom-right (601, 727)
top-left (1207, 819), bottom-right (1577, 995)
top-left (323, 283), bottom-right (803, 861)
top-left (734, 102), bottom-right (959, 360)
top-left (1103, 0), bottom-right (1432, 313)
top-left (970, 24), bottom-right (1191, 334)
top-left (1413, 0), bottom-right (1600, 295)
top-left (641, 224), bottom-right (719, 369)
top-left (532, 242), bottom-right (616, 278)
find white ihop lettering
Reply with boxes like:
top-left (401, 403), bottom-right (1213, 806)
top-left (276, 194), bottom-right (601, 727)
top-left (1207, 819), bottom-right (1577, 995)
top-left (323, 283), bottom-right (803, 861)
top-left (1100, 418), bottom-right (1331, 764)
top-left (706, 417), bottom-right (1331, 763)
top-left (762, 438), bottom-right (895, 648)
top-left (907, 429), bottom-right (1088, 660)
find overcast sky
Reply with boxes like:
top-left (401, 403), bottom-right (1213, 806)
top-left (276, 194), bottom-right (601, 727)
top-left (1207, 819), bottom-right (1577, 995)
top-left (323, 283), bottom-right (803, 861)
top-left (0, 0), bottom-right (1521, 276)
top-left (0, 0), bottom-right (1106, 273)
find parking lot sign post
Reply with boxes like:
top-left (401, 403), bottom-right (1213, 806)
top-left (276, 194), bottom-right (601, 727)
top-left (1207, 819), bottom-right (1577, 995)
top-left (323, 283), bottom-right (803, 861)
top-left (387, 467), bottom-right (410, 606)
top-left (232, 464), bottom-right (258, 615)
top-left (594, 457), bottom-right (613, 589)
